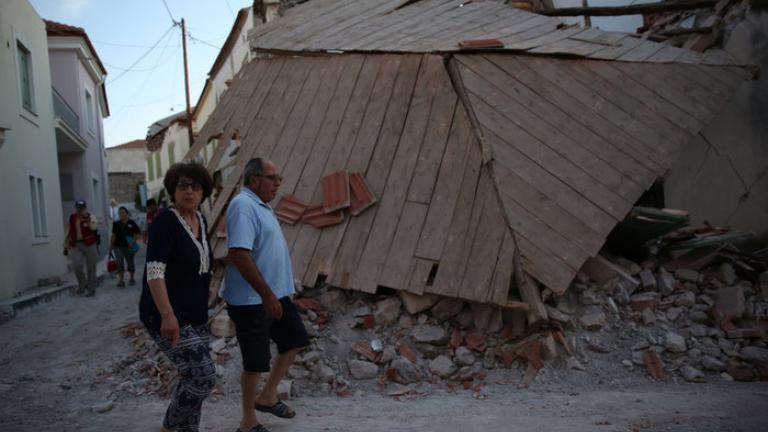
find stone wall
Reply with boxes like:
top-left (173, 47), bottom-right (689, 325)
top-left (108, 172), bottom-right (145, 204)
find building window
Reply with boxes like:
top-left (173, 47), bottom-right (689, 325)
top-left (147, 155), bottom-right (154, 181)
top-left (168, 141), bottom-right (176, 165)
top-left (60, 173), bottom-right (75, 201)
top-left (154, 152), bottom-right (162, 179)
top-left (85, 90), bottom-right (94, 132)
top-left (17, 41), bottom-right (35, 112)
top-left (29, 175), bottom-right (47, 238)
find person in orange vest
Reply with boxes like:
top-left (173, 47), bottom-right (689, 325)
top-left (63, 200), bottom-right (100, 296)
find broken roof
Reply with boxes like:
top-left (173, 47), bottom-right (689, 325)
top-left (246, 0), bottom-right (743, 64)
top-left (186, 0), bottom-right (753, 307)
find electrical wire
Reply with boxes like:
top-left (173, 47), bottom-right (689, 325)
top-left (106, 25), bottom-right (177, 85)
top-left (224, 0), bottom-right (236, 17)
top-left (92, 39), bottom-right (180, 49)
top-left (187, 33), bottom-right (222, 50)
top-left (162, 0), bottom-right (177, 24)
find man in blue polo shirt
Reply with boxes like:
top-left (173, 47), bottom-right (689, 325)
top-left (224, 157), bottom-right (310, 432)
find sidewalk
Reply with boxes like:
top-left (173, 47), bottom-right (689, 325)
top-left (0, 246), bottom-right (138, 320)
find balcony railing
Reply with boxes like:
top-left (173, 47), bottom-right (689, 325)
top-left (52, 87), bottom-right (80, 134)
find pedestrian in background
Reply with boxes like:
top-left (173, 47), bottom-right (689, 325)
top-left (63, 200), bottom-right (99, 296)
top-left (108, 206), bottom-right (140, 287)
top-left (139, 162), bottom-right (216, 432)
top-left (224, 157), bottom-right (310, 432)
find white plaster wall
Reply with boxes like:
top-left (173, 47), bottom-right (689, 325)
top-left (0, 0), bottom-right (67, 300)
top-left (665, 11), bottom-right (768, 246)
top-left (145, 122), bottom-right (191, 200)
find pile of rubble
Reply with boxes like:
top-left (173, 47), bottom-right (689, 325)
top-left (108, 237), bottom-right (767, 401)
top-left (572, 250), bottom-right (768, 383)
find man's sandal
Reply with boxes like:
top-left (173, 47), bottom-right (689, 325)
top-left (254, 400), bottom-right (296, 419)
top-left (236, 424), bottom-right (270, 432)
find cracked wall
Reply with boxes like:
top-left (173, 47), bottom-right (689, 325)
top-left (665, 11), bottom-right (768, 247)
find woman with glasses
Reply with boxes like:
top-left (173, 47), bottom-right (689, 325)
top-left (139, 161), bottom-right (216, 432)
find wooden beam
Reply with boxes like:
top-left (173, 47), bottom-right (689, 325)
top-left (654, 26), bottom-right (715, 37)
top-left (513, 244), bottom-right (549, 324)
top-left (536, 0), bottom-right (717, 17)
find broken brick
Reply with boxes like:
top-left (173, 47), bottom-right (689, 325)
top-left (397, 344), bottom-right (418, 364)
top-left (351, 340), bottom-right (379, 362)
top-left (522, 341), bottom-right (544, 370)
top-left (450, 328), bottom-right (463, 348)
top-left (464, 332), bottom-right (487, 352)
top-left (643, 351), bottom-right (667, 381)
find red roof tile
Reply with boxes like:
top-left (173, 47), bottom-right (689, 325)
top-left (302, 204), bottom-right (344, 228)
top-left (275, 193), bottom-right (308, 225)
top-left (349, 173), bottom-right (377, 216)
top-left (322, 170), bottom-right (350, 213)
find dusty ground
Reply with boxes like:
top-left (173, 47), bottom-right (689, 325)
top-left (1, 250), bottom-right (767, 432)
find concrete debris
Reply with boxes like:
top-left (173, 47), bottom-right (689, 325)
top-left (398, 291), bottom-right (438, 315)
top-left (411, 325), bottom-right (448, 345)
top-left (348, 360), bottom-right (379, 380)
top-left (373, 297), bottom-right (402, 326)
top-left (664, 332), bottom-right (688, 353)
top-left (715, 285), bottom-right (745, 320)
top-left (210, 310), bottom-right (236, 338)
top-left (91, 401), bottom-right (115, 414)
top-left (430, 298), bottom-right (464, 322)
top-left (577, 307), bottom-right (606, 331)
top-left (454, 346), bottom-right (476, 366)
top-left (428, 355), bottom-right (456, 378)
top-left (390, 357), bottom-right (423, 384)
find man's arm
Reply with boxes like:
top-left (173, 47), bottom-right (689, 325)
top-left (227, 248), bottom-right (283, 319)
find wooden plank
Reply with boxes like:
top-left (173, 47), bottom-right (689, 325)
top-left (248, 57), bottom-right (315, 164)
top-left (484, 130), bottom-right (616, 237)
top-left (407, 73), bottom-right (457, 203)
top-left (566, 60), bottom-right (694, 155)
top-left (614, 62), bottom-right (717, 122)
top-left (457, 182), bottom-right (507, 302)
top-left (487, 229), bottom-right (516, 305)
top-left (249, 0), bottom-right (340, 44)
top-left (328, 55), bottom-right (423, 289)
top-left (309, 56), bottom-right (404, 284)
top-left (504, 26), bottom-right (583, 51)
top-left (378, 201), bottom-right (429, 289)
top-left (414, 104), bottom-right (474, 260)
top-left (300, 56), bottom-right (386, 285)
top-left (405, 2), bottom-right (511, 52)
top-left (487, 55), bottom-right (667, 172)
top-left (528, 37), bottom-right (606, 57)
top-left (581, 60), bottom-right (704, 133)
top-left (515, 233), bottom-right (575, 296)
top-left (286, 56), bottom-right (367, 283)
top-left (406, 258), bottom-right (436, 295)
top-left (524, 55), bottom-right (673, 164)
top-left (425, 144), bottom-right (484, 298)
top-left (493, 14), bottom-right (556, 41)
top-left (206, 58), bottom-right (287, 234)
top-left (450, 7), bottom-right (538, 44)
top-left (351, 55), bottom-right (443, 293)
top-left (334, 0), bottom-right (461, 50)
top-left (645, 45), bottom-right (690, 63)
top-left (458, 59), bottom-right (643, 199)
top-left (456, 55), bottom-right (654, 184)
top-left (495, 180), bottom-right (588, 271)
top-left (513, 241), bottom-right (548, 324)
top-left (279, 56), bottom-right (349, 247)
top-left (492, 163), bottom-right (602, 256)
top-left (616, 40), bottom-right (664, 62)
top-left (269, 57), bottom-right (331, 169)
top-left (470, 94), bottom-right (631, 220)
top-left (371, 0), bottom-right (485, 51)
top-left (587, 35), bottom-right (643, 60)
top-left (298, 0), bottom-right (406, 50)
top-left (632, 63), bottom-right (724, 117)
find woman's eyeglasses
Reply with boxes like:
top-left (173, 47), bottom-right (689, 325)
top-left (177, 181), bottom-right (203, 191)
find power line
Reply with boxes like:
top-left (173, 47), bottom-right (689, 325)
top-left (187, 33), bottom-right (222, 50)
top-left (106, 24), bottom-right (176, 85)
top-left (162, 0), bottom-right (177, 23)
top-left (93, 39), bottom-right (181, 49)
top-left (224, 0), bottom-right (236, 17)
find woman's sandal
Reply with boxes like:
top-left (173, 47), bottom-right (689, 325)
top-left (254, 400), bottom-right (296, 419)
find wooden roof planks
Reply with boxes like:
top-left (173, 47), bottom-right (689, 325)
top-left (184, 0), bottom-right (752, 307)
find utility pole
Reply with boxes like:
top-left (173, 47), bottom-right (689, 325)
top-left (180, 18), bottom-right (194, 149)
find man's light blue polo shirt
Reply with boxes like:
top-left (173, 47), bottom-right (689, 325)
top-left (222, 187), bottom-right (295, 305)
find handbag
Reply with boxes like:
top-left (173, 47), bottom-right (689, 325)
top-left (126, 235), bottom-right (140, 254)
top-left (107, 252), bottom-right (117, 273)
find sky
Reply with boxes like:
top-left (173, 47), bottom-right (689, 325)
top-left (27, 0), bottom-right (649, 148)
top-left (29, 0), bottom-right (255, 148)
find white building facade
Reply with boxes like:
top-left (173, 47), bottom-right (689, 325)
top-left (0, 0), bottom-right (67, 300)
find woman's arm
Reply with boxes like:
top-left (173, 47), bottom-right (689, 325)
top-left (147, 278), bottom-right (179, 347)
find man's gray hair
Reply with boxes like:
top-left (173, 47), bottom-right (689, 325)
top-left (243, 158), bottom-right (264, 185)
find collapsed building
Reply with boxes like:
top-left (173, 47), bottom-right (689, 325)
top-left (184, 0), bottom-right (756, 329)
